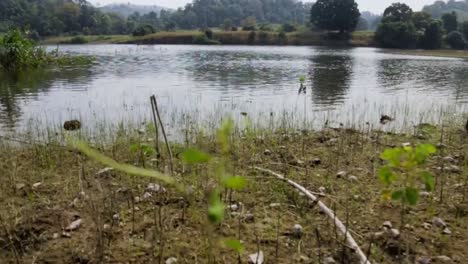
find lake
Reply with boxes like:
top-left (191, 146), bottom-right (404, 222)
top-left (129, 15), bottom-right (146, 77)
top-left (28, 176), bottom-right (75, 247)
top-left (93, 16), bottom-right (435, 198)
top-left (0, 45), bottom-right (467, 135)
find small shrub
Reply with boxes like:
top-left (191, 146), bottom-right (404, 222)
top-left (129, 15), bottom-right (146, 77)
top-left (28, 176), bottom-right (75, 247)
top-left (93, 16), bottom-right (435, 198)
top-left (133, 24), bottom-right (156, 37)
top-left (282, 23), bottom-right (297, 33)
top-left (278, 30), bottom-right (287, 44)
top-left (446, 31), bottom-right (465, 50)
top-left (69, 36), bottom-right (88, 44)
top-left (204, 29), bottom-right (213, 39)
top-left (193, 34), bottom-right (219, 45)
top-left (231, 26), bottom-right (238, 31)
top-left (247, 31), bottom-right (256, 44)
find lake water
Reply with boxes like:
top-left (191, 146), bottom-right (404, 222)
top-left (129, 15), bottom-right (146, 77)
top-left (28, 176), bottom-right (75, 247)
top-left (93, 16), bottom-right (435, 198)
top-left (0, 45), bottom-right (467, 135)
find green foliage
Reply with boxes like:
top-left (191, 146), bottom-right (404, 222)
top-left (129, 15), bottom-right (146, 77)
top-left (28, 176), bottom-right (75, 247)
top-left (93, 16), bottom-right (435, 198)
top-left (310, 0), bottom-right (361, 33)
top-left (412, 12), bottom-right (433, 31)
top-left (181, 148), bottom-right (212, 164)
top-left (442, 12), bottom-right (459, 32)
top-left (420, 20), bottom-right (443, 49)
top-left (204, 29), bottom-right (214, 39)
top-left (382, 3), bottom-right (413, 23)
top-left (242, 16), bottom-right (257, 31)
top-left (222, 176), bottom-right (247, 190)
top-left (379, 144), bottom-right (436, 206)
top-left (130, 143), bottom-right (155, 156)
top-left (192, 34), bottom-right (220, 45)
top-left (208, 190), bottom-right (225, 224)
top-left (282, 23), bottom-right (297, 33)
top-left (461, 21), bottom-right (468, 39)
top-left (132, 24), bottom-right (156, 36)
top-left (69, 35), bottom-right (88, 44)
top-left (375, 21), bottom-right (418, 49)
top-left (446, 31), bottom-right (466, 49)
top-left (222, 19), bottom-right (233, 31)
top-left (217, 118), bottom-right (234, 154)
top-left (224, 239), bottom-right (245, 254)
top-left (247, 31), bottom-right (256, 44)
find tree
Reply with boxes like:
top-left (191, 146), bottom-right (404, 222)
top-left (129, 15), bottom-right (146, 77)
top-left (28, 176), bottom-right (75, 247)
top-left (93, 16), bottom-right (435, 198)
top-left (222, 19), bottom-right (233, 31)
top-left (420, 20), bottom-right (443, 49)
top-left (462, 21), bottom-right (468, 40)
top-left (441, 12), bottom-right (458, 32)
top-left (310, 0), bottom-right (361, 33)
top-left (375, 3), bottom-right (418, 48)
top-left (382, 3), bottom-right (413, 23)
top-left (412, 11), bottom-right (432, 31)
top-left (446, 31), bottom-right (465, 49)
top-left (356, 17), bottom-right (369, 31)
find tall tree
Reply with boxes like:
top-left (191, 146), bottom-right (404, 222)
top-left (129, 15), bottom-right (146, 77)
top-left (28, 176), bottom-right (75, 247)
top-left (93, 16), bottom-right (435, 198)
top-left (310, 0), bottom-right (360, 33)
top-left (441, 11), bottom-right (459, 32)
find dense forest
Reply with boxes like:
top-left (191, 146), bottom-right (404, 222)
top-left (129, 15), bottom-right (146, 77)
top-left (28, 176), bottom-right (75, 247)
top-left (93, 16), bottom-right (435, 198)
top-left (99, 3), bottom-right (166, 17)
top-left (0, 0), bottom-right (312, 36)
top-left (423, 0), bottom-right (468, 21)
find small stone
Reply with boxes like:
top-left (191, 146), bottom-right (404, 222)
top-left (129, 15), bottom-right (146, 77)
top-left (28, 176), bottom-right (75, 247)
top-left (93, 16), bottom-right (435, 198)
top-left (310, 158), bottom-right (321, 167)
top-left (434, 256), bottom-right (451, 262)
top-left (230, 212), bottom-right (240, 217)
top-left (229, 204), bottom-right (239, 211)
top-left (402, 142), bottom-right (411, 147)
top-left (422, 223), bottom-right (432, 230)
top-left (419, 191), bottom-right (431, 197)
top-left (142, 192), bottom-right (153, 200)
top-left (269, 203), bottom-right (281, 208)
top-left (248, 251), bottom-right (264, 264)
top-left (442, 227), bottom-right (452, 235)
top-left (373, 231), bottom-right (386, 240)
top-left (263, 149), bottom-right (272, 156)
top-left (292, 224), bottom-right (303, 239)
top-left (323, 257), bottom-right (336, 264)
top-left (103, 224), bottom-right (111, 231)
top-left (244, 213), bottom-right (255, 223)
top-left (318, 186), bottom-right (326, 194)
top-left (432, 217), bottom-right (447, 228)
top-left (336, 171), bottom-right (347, 178)
top-left (389, 228), bottom-right (400, 238)
top-left (443, 156), bottom-right (456, 163)
top-left (138, 128), bottom-right (145, 135)
top-left (65, 219), bottom-right (82, 232)
top-left (437, 143), bottom-right (447, 149)
top-left (112, 214), bottom-right (119, 221)
top-left (61, 231), bottom-right (71, 238)
top-left (382, 221), bottom-right (393, 229)
top-left (32, 182), bottom-right (42, 189)
top-left (96, 167), bottom-right (113, 176)
top-left (146, 183), bottom-right (166, 193)
top-left (52, 233), bottom-right (59, 239)
top-left (134, 196), bottom-right (141, 203)
top-left (347, 175), bottom-right (358, 182)
top-left (416, 257), bottom-right (431, 264)
top-left (165, 257), bottom-right (178, 264)
top-left (445, 165), bottom-right (461, 174)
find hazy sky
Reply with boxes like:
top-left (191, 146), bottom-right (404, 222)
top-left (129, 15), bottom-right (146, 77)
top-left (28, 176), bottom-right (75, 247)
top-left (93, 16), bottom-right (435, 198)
top-left (88, 0), bottom-right (440, 14)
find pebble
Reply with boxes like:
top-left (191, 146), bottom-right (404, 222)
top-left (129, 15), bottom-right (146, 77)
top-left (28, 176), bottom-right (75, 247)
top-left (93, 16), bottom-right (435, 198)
top-left (432, 217), bottom-right (447, 228)
top-left (15, 183), bottom-right (26, 190)
top-left (318, 186), bottom-right (326, 194)
top-left (442, 227), bottom-right (452, 235)
top-left (347, 175), bottom-right (358, 182)
top-left (134, 196), bottom-right (141, 203)
top-left (269, 203), bottom-right (281, 208)
top-left (248, 251), bottom-right (264, 264)
top-left (382, 221), bottom-right (393, 229)
top-left (165, 257), bottom-right (178, 264)
top-left (65, 219), bottom-right (82, 232)
top-left (422, 222), bottom-right (432, 230)
top-left (244, 213), bottom-right (255, 223)
top-left (292, 224), bottom-right (304, 239)
top-left (146, 183), bottom-right (166, 193)
top-left (113, 214), bottom-right (119, 221)
top-left (323, 257), bottom-right (336, 264)
top-left (103, 224), bottom-right (111, 231)
top-left (434, 256), bottom-right (452, 262)
top-left (389, 228), bottom-right (400, 238)
top-left (229, 204), bottom-right (239, 211)
top-left (402, 142), bottom-right (411, 147)
top-left (263, 149), bottom-right (272, 156)
top-left (32, 182), bottom-right (42, 189)
top-left (416, 257), bottom-right (431, 264)
top-left (52, 233), bottom-right (59, 239)
top-left (142, 192), bottom-right (153, 200)
top-left (61, 231), bottom-right (71, 238)
top-left (336, 171), bottom-right (347, 178)
top-left (443, 156), bottom-right (456, 163)
top-left (419, 191), bottom-right (431, 197)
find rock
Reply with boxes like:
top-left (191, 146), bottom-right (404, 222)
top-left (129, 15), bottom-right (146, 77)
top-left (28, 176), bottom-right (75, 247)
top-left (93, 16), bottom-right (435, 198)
top-left (382, 221), bottom-right (393, 229)
top-left (228, 204), bottom-right (239, 211)
top-left (103, 224), bottom-right (111, 231)
top-left (380, 115), bottom-right (394, 125)
top-left (263, 149), bottom-right (272, 156)
top-left (434, 256), bottom-right (452, 262)
top-left (347, 175), bottom-right (358, 182)
top-left (248, 251), bottom-right (264, 264)
top-left (292, 224), bottom-right (304, 239)
top-left (165, 257), bottom-right (178, 264)
top-left (61, 231), bottom-right (72, 238)
top-left (402, 142), bottom-right (411, 147)
top-left (96, 167), bottom-right (113, 176)
top-left (269, 203), bottom-right (281, 208)
top-left (290, 159), bottom-right (305, 166)
top-left (138, 128), bottom-right (145, 135)
top-left (52, 233), bottom-right (59, 239)
top-left (372, 231), bottom-right (386, 241)
top-left (422, 223), bottom-right (432, 230)
top-left (146, 183), bottom-right (166, 193)
top-left (112, 214), bottom-right (119, 221)
top-left (244, 213), bottom-right (255, 223)
top-left (445, 165), bottom-right (461, 174)
top-left (134, 196), bottom-right (141, 203)
top-left (437, 143), bottom-right (447, 149)
top-left (323, 257), bottom-right (336, 264)
top-left (63, 120), bottom-right (81, 131)
top-left (318, 186), bottom-right (326, 194)
top-left (416, 257), bottom-right (432, 264)
top-left (65, 219), bottom-right (82, 232)
top-left (389, 228), bottom-right (400, 238)
top-left (32, 182), bottom-right (42, 189)
top-left (432, 217), bottom-right (447, 228)
top-left (142, 192), bottom-right (153, 200)
top-left (442, 156), bottom-right (456, 163)
top-left (419, 191), bottom-right (431, 197)
top-left (442, 227), bottom-right (452, 235)
top-left (230, 212), bottom-right (240, 217)
top-left (336, 171), bottom-right (347, 178)
top-left (299, 255), bottom-right (310, 262)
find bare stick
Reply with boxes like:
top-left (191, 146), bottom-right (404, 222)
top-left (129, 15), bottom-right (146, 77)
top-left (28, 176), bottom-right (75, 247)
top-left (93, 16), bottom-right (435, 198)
top-left (151, 95), bottom-right (174, 175)
top-left (254, 167), bottom-right (371, 264)
top-left (150, 96), bottom-right (161, 157)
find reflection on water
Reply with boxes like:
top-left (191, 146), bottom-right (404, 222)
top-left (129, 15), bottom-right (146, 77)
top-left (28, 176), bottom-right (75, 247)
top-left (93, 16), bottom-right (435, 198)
top-left (0, 45), bottom-right (467, 132)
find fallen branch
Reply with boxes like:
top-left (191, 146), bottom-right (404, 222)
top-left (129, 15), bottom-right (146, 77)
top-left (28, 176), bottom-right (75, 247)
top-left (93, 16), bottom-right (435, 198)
top-left (254, 167), bottom-right (371, 264)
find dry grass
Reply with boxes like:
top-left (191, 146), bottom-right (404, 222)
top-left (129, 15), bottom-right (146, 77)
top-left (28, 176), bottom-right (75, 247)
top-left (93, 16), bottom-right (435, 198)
top-left (0, 119), bottom-right (466, 263)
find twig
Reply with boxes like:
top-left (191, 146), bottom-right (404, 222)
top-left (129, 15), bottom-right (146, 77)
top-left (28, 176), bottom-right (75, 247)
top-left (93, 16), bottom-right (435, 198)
top-left (150, 95), bottom-right (161, 157)
top-left (254, 167), bottom-right (371, 264)
top-left (150, 95), bottom-right (174, 175)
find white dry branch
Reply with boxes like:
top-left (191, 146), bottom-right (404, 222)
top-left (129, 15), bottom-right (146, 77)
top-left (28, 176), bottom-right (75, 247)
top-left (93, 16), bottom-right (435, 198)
top-left (254, 167), bottom-right (371, 264)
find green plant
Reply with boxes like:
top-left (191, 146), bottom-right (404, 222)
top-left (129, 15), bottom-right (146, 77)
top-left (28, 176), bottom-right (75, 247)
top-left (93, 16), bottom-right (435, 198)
top-left (132, 24), bottom-right (156, 37)
top-left (446, 31), bottom-right (465, 50)
top-left (379, 144), bottom-right (436, 208)
top-left (69, 35), bottom-right (88, 44)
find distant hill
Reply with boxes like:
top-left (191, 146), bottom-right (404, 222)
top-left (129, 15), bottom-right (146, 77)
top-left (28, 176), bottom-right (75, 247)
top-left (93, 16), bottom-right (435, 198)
top-left (423, 0), bottom-right (468, 21)
top-left (100, 3), bottom-right (168, 17)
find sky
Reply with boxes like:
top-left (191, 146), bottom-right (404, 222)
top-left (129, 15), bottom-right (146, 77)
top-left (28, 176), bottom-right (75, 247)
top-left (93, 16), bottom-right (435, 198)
top-left (88, 0), bottom-right (440, 14)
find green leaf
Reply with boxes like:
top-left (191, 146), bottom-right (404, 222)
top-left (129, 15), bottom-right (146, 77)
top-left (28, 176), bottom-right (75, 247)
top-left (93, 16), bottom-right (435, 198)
top-left (140, 144), bottom-right (155, 156)
top-left (223, 176), bottom-right (247, 190)
top-left (181, 148), bottom-right (212, 164)
top-left (421, 171), bottom-right (435, 191)
top-left (380, 148), bottom-right (403, 167)
top-left (378, 166), bottom-right (397, 185)
top-left (391, 190), bottom-right (404, 200)
top-left (299, 76), bottom-right (305, 83)
top-left (414, 144), bottom-right (436, 164)
top-left (208, 190), bottom-right (225, 224)
top-left (217, 118), bottom-right (234, 154)
top-left (404, 187), bottom-right (419, 206)
top-left (224, 239), bottom-right (245, 254)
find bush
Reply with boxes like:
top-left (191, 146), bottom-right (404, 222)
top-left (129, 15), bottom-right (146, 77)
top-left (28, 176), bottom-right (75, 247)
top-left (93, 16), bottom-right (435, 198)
top-left (242, 25), bottom-right (256, 31)
top-left (461, 21), bottom-right (468, 40)
top-left (192, 34), bottom-right (219, 45)
top-left (258, 31), bottom-right (269, 44)
top-left (69, 36), bottom-right (88, 44)
top-left (204, 29), bottom-right (213, 39)
top-left (375, 21), bottom-right (418, 48)
top-left (259, 24), bottom-right (273, 31)
top-left (282, 23), bottom-right (297, 33)
top-left (420, 20), bottom-right (443, 49)
top-left (446, 31), bottom-right (465, 50)
top-left (278, 31), bottom-right (287, 44)
top-left (231, 27), bottom-right (238, 31)
top-left (133, 24), bottom-right (156, 37)
top-left (247, 31), bottom-right (256, 44)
